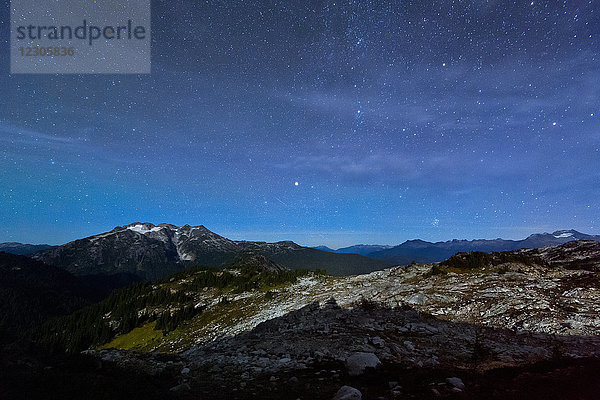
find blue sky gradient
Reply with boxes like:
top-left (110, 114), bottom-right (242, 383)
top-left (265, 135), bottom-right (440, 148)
top-left (1, 1), bottom-right (599, 247)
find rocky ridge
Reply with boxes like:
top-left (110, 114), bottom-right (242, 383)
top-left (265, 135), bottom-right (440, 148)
top-left (75, 241), bottom-right (600, 399)
top-left (106, 241), bottom-right (600, 355)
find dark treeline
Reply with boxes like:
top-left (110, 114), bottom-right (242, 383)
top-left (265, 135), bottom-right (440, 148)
top-left (29, 283), bottom-right (196, 354)
top-left (154, 305), bottom-right (203, 334)
top-left (439, 251), bottom-right (548, 271)
top-left (178, 267), bottom-right (327, 293)
top-left (30, 265), bottom-right (326, 354)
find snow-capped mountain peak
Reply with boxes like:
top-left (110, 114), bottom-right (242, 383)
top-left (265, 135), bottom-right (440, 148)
top-left (34, 222), bottom-right (388, 281)
top-left (125, 223), bottom-right (164, 234)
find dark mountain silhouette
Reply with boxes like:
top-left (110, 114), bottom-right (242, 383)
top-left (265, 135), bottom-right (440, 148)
top-left (0, 252), bottom-right (90, 341)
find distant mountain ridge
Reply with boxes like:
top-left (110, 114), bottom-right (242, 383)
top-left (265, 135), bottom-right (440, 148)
top-left (311, 244), bottom-right (393, 256)
top-left (34, 223), bottom-right (389, 281)
top-left (312, 230), bottom-right (600, 265)
top-left (311, 245), bottom-right (335, 252)
top-left (368, 230), bottom-right (600, 265)
top-left (0, 242), bottom-right (56, 256)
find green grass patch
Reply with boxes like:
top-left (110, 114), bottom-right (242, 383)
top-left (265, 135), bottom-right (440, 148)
top-left (100, 321), bottom-right (163, 351)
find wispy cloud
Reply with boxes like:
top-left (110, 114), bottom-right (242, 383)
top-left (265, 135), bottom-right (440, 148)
top-left (0, 122), bottom-right (86, 148)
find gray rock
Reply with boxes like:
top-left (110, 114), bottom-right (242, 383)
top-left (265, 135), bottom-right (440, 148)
top-left (446, 377), bottom-right (465, 390)
top-left (407, 293), bottom-right (427, 305)
top-left (345, 352), bottom-right (381, 376)
top-left (169, 383), bottom-right (191, 393)
top-left (181, 367), bottom-right (190, 374)
top-left (100, 351), bottom-right (119, 362)
top-left (332, 385), bottom-right (362, 400)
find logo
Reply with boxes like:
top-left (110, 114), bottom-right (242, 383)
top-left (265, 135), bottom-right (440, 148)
top-left (11, 0), bottom-right (151, 74)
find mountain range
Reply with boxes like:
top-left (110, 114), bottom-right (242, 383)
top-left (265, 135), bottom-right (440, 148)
top-left (2, 227), bottom-right (599, 289)
top-left (31, 223), bottom-right (389, 283)
top-left (316, 229), bottom-right (600, 264)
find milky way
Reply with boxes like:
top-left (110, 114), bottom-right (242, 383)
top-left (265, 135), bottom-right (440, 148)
top-left (0, 1), bottom-right (599, 247)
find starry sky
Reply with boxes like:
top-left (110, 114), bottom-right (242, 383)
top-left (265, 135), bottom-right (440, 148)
top-left (1, 0), bottom-right (599, 248)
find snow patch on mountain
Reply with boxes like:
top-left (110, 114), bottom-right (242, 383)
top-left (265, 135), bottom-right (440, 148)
top-left (554, 232), bottom-right (574, 238)
top-left (127, 224), bottom-right (163, 234)
top-left (179, 252), bottom-right (194, 261)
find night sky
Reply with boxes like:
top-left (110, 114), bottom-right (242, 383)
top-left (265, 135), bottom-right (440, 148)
top-left (1, 0), bottom-right (599, 248)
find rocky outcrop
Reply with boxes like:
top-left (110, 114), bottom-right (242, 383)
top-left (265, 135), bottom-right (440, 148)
top-left (89, 297), bottom-right (600, 399)
top-left (183, 299), bottom-right (600, 375)
top-left (517, 240), bottom-right (600, 271)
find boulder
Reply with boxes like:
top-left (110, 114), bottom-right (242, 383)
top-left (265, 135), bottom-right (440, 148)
top-left (332, 385), bottom-right (362, 400)
top-left (446, 377), bottom-right (465, 390)
top-left (406, 293), bottom-right (427, 305)
top-left (345, 352), bottom-right (381, 376)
